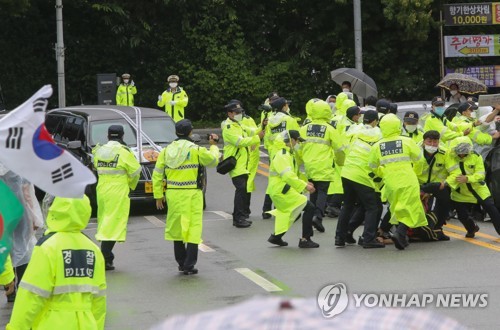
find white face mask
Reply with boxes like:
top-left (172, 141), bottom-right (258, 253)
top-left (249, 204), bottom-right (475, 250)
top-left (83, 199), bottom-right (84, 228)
top-left (470, 111), bottom-right (477, 119)
top-left (405, 124), bottom-right (417, 133)
top-left (329, 102), bottom-right (336, 110)
top-left (123, 79), bottom-right (129, 84)
top-left (342, 88), bottom-right (350, 93)
top-left (424, 145), bottom-right (438, 154)
top-left (233, 113), bottom-right (243, 122)
top-left (169, 82), bottom-right (178, 88)
top-left (293, 143), bottom-right (301, 152)
top-left (450, 90), bottom-right (458, 96)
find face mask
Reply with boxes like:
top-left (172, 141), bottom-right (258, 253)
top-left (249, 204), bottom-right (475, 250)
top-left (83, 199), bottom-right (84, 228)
top-left (434, 106), bottom-right (445, 116)
top-left (123, 79), bottom-right (129, 84)
top-left (470, 111), bottom-right (477, 119)
top-left (233, 113), bottom-right (243, 122)
top-left (293, 143), bottom-right (301, 152)
top-left (169, 82), bottom-right (178, 88)
top-left (450, 90), bottom-right (457, 96)
top-left (342, 88), bottom-right (350, 93)
top-left (405, 124), bottom-right (417, 133)
top-left (329, 102), bottom-right (336, 110)
top-left (424, 145), bottom-right (438, 154)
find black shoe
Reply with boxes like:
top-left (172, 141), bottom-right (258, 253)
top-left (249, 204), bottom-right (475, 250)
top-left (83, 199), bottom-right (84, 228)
top-left (105, 261), bottom-right (115, 271)
top-left (363, 240), bottom-right (385, 249)
top-left (299, 238), bottom-right (320, 248)
top-left (178, 265), bottom-right (185, 272)
top-left (312, 216), bottom-right (325, 233)
top-left (6, 290), bottom-right (16, 303)
top-left (233, 219), bottom-right (252, 228)
top-left (435, 230), bottom-right (450, 241)
top-left (262, 212), bottom-right (272, 219)
top-left (268, 234), bottom-right (288, 246)
top-left (244, 216), bottom-right (253, 223)
top-left (334, 238), bottom-right (345, 247)
top-left (391, 232), bottom-right (409, 250)
top-left (357, 236), bottom-right (364, 246)
top-left (345, 232), bottom-right (356, 244)
top-left (326, 206), bottom-right (341, 218)
top-left (465, 224), bottom-right (480, 238)
top-left (183, 268), bottom-right (198, 275)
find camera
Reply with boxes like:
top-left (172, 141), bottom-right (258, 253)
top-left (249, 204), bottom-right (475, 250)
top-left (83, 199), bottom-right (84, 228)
top-left (258, 104), bottom-right (272, 113)
top-left (207, 134), bottom-right (219, 143)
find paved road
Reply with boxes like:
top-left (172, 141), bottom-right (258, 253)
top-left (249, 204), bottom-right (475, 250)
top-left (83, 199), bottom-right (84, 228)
top-left (2, 148), bottom-right (500, 329)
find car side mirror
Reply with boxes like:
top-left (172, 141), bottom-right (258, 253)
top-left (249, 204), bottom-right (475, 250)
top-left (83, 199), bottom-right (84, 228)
top-left (67, 140), bottom-right (82, 150)
top-left (423, 104), bottom-right (428, 111)
top-left (191, 133), bottom-right (201, 143)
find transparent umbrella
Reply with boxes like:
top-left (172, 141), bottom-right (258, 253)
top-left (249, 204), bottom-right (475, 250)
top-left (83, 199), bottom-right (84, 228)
top-left (151, 296), bottom-right (467, 330)
top-left (330, 68), bottom-right (378, 98)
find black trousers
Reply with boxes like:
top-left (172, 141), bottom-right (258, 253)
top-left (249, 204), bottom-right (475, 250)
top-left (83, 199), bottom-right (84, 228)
top-left (421, 184), bottom-right (451, 229)
top-left (327, 193), bottom-right (344, 208)
top-left (101, 241), bottom-right (116, 263)
top-left (174, 241), bottom-right (198, 270)
top-left (336, 178), bottom-right (381, 243)
top-left (263, 194), bottom-right (273, 212)
top-left (232, 174), bottom-right (250, 222)
top-left (14, 263), bottom-right (28, 287)
top-left (309, 181), bottom-right (330, 219)
top-left (455, 197), bottom-right (500, 234)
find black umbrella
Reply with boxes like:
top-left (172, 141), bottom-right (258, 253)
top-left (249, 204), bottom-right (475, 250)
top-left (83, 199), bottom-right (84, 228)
top-left (330, 68), bottom-right (378, 98)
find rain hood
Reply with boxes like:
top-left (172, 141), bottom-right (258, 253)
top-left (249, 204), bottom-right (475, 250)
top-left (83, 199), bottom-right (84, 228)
top-left (46, 196), bottom-right (92, 232)
top-left (311, 100), bottom-right (332, 121)
top-left (379, 114), bottom-right (401, 138)
top-left (335, 92), bottom-right (349, 113)
top-left (165, 139), bottom-right (194, 169)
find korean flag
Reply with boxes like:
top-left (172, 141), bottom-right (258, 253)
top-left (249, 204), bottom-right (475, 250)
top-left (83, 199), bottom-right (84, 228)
top-left (0, 85), bottom-right (96, 198)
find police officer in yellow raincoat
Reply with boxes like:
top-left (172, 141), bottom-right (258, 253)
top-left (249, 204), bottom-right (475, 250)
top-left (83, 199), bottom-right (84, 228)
top-left (368, 114), bottom-right (427, 250)
top-left (7, 196), bottom-right (106, 330)
top-left (222, 102), bottom-right (264, 228)
top-left (335, 110), bottom-right (384, 248)
top-left (300, 100), bottom-right (346, 232)
top-left (115, 73), bottom-right (137, 106)
top-left (157, 75), bottom-right (189, 122)
top-left (401, 111), bottom-right (424, 144)
top-left (452, 102), bottom-right (498, 146)
top-left (445, 136), bottom-right (500, 237)
top-left (153, 119), bottom-right (219, 275)
top-left (423, 96), bottom-right (470, 143)
top-left (266, 130), bottom-right (319, 248)
top-left (93, 125), bottom-right (141, 270)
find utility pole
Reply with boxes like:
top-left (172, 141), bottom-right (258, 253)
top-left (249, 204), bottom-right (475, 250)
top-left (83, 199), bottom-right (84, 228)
top-left (56, 0), bottom-right (66, 107)
top-left (353, 0), bottom-right (363, 72)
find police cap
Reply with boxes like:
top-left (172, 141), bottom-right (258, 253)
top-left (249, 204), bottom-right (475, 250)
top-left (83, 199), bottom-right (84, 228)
top-left (167, 75), bottom-right (179, 82)
top-left (363, 110), bottom-right (379, 124)
top-left (175, 119), bottom-right (193, 137)
top-left (108, 125), bottom-right (124, 138)
top-left (403, 111), bottom-right (419, 124)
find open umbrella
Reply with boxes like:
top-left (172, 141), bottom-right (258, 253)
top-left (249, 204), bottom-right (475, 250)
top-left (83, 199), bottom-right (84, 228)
top-left (436, 73), bottom-right (487, 94)
top-left (330, 68), bottom-right (378, 98)
top-left (151, 296), bottom-right (467, 330)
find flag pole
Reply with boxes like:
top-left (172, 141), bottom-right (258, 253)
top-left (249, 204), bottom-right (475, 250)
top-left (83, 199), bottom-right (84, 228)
top-left (56, 0), bottom-right (66, 107)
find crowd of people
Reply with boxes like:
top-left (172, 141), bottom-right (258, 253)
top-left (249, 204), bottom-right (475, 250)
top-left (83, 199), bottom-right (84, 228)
top-left (217, 88), bottom-right (500, 253)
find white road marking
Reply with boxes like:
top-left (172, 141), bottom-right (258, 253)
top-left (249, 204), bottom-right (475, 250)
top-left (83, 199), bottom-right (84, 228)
top-left (144, 215), bottom-right (165, 227)
top-left (209, 211), bottom-right (233, 220)
top-left (234, 268), bottom-right (283, 292)
top-left (199, 243), bottom-right (215, 252)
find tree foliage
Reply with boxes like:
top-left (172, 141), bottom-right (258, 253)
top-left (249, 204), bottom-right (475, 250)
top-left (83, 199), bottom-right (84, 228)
top-left (0, 0), bottom-right (474, 123)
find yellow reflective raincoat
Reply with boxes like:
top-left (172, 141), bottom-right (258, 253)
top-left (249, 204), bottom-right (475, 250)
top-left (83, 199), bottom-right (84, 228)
top-left (267, 136), bottom-right (308, 235)
top-left (7, 196), bottom-right (106, 330)
top-left (152, 139), bottom-right (219, 244)
top-left (445, 137), bottom-right (491, 203)
top-left (452, 115), bottom-right (493, 145)
top-left (417, 146), bottom-right (448, 185)
top-left (265, 111), bottom-right (301, 159)
top-left (157, 87), bottom-right (189, 122)
top-left (222, 118), bottom-right (261, 178)
top-left (299, 100), bottom-right (345, 182)
top-left (241, 115), bottom-right (261, 192)
top-left (93, 141), bottom-right (141, 242)
top-left (423, 112), bottom-right (463, 143)
top-left (368, 114), bottom-right (427, 228)
top-left (115, 84), bottom-right (137, 106)
top-left (0, 255), bottom-right (14, 285)
top-left (341, 124), bottom-right (382, 189)
top-left (401, 126), bottom-right (424, 145)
